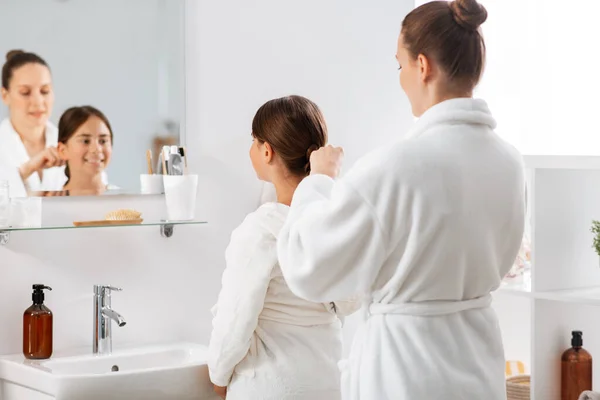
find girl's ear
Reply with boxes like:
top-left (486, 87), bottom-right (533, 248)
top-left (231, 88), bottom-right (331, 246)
top-left (263, 141), bottom-right (274, 164)
top-left (57, 142), bottom-right (68, 160)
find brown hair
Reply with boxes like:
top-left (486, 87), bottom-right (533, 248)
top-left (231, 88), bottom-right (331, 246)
top-left (2, 50), bottom-right (50, 90)
top-left (401, 0), bottom-right (488, 91)
top-left (251, 95), bottom-right (327, 176)
top-left (58, 106), bottom-right (113, 184)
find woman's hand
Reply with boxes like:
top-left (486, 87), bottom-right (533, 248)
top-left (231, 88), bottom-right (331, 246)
top-left (309, 145), bottom-right (344, 178)
top-left (213, 384), bottom-right (227, 399)
top-left (19, 147), bottom-right (65, 180)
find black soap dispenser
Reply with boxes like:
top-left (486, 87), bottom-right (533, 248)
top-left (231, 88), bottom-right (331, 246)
top-left (23, 284), bottom-right (53, 360)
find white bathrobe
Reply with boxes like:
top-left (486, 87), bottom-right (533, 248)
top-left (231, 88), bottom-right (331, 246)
top-left (208, 202), bottom-right (358, 400)
top-left (0, 118), bottom-right (65, 197)
top-left (277, 98), bottom-right (526, 399)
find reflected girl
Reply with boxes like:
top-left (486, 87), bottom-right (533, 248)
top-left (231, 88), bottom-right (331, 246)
top-left (57, 106), bottom-right (118, 195)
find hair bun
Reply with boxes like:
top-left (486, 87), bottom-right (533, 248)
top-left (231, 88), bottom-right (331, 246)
top-left (6, 49), bottom-right (25, 62)
top-left (449, 0), bottom-right (488, 31)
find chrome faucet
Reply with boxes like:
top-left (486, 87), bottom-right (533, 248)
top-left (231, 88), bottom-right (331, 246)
top-left (93, 285), bottom-right (126, 355)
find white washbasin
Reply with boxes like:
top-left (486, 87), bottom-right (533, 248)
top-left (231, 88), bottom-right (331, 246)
top-left (0, 342), bottom-right (218, 400)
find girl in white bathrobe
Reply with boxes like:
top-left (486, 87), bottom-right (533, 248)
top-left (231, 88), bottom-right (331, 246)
top-left (208, 95), bottom-right (358, 400)
top-left (277, 1), bottom-right (526, 399)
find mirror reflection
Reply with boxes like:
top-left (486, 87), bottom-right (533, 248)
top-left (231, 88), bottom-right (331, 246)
top-left (0, 0), bottom-right (186, 197)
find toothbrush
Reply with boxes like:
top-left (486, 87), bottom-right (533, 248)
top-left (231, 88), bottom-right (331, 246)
top-left (161, 146), bottom-right (169, 175)
top-left (179, 146), bottom-right (188, 174)
top-left (146, 149), bottom-right (153, 174)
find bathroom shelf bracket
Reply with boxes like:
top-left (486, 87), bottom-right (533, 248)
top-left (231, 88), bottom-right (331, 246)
top-left (160, 224), bottom-right (174, 238)
top-left (0, 231), bottom-right (9, 245)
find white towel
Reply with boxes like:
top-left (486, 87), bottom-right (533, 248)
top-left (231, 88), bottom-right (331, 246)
top-left (579, 391), bottom-right (600, 400)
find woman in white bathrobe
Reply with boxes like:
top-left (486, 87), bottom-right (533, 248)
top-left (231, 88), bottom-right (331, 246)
top-left (277, 1), bottom-right (526, 399)
top-left (208, 96), bottom-right (358, 400)
top-left (0, 50), bottom-right (65, 197)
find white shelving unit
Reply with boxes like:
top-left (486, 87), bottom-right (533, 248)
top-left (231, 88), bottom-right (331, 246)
top-left (493, 155), bottom-right (600, 399)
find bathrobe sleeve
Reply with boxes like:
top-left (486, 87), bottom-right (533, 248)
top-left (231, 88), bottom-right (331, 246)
top-left (208, 212), bottom-right (278, 387)
top-left (277, 160), bottom-right (391, 302)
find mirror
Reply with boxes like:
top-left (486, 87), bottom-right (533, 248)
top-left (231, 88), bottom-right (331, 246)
top-left (0, 0), bottom-right (186, 197)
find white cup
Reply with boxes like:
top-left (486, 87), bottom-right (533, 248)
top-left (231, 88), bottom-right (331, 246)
top-left (140, 174), bottom-right (164, 194)
top-left (163, 175), bottom-right (198, 221)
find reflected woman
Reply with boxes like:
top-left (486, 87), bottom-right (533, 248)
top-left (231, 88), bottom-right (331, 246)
top-left (0, 50), bottom-right (65, 196)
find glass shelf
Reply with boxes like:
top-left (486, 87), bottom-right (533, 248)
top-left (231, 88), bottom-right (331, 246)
top-left (0, 220), bottom-right (207, 244)
top-left (0, 220), bottom-right (206, 232)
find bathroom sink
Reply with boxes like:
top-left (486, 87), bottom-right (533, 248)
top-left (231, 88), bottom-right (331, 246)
top-left (0, 342), bottom-right (218, 400)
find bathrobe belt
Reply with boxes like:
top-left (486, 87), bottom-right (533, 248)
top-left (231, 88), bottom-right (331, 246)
top-left (367, 294), bottom-right (492, 317)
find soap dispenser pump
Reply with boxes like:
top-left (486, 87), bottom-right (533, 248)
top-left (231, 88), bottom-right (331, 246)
top-left (23, 284), bottom-right (53, 360)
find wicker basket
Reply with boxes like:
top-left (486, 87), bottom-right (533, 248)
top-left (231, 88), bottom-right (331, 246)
top-left (506, 375), bottom-right (530, 400)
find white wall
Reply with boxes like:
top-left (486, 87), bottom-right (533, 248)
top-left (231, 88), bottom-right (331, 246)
top-left (479, 0), bottom-right (600, 156)
top-left (0, 0), bottom-right (413, 360)
top-left (0, 0), bottom-right (185, 190)
top-left (415, 0), bottom-right (600, 156)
